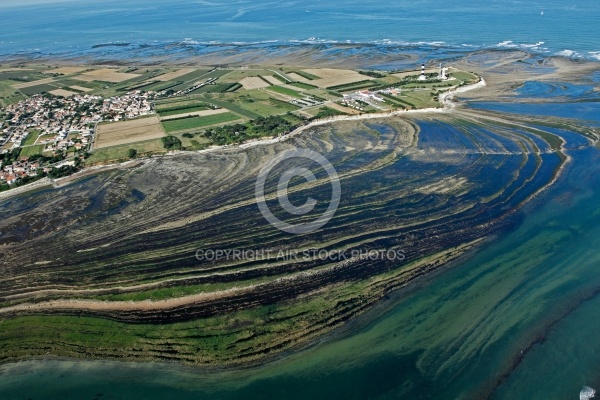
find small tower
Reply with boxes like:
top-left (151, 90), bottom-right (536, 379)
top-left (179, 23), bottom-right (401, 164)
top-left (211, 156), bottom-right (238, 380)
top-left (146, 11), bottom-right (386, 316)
top-left (418, 63), bottom-right (427, 81)
top-left (438, 63), bottom-right (448, 80)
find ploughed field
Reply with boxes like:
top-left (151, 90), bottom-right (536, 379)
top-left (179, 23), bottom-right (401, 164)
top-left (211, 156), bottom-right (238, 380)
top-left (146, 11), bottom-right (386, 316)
top-left (0, 109), bottom-right (592, 366)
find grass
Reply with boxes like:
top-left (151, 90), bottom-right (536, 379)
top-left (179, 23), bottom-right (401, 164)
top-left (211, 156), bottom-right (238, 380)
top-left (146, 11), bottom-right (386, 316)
top-left (175, 132), bottom-right (211, 150)
top-left (291, 70), bottom-right (320, 80)
top-left (401, 90), bottom-right (440, 108)
top-left (19, 84), bottom-right (60, 96)
top-left (206, 98), bottom-right (261, 119)
top-left (190, 83), bottom-right (239, 94)
top-left (267, 74), bottom-right (288, 84)
top-left (142, 80), bottom-right (184, 92)
top-left (267, 85), bottom-right (304, 99)
top-left (22, 130), bottom-right (40, 146)
top-left (165, 69), bottom-right (211, 83)
top-left (219, 69), bottom-right (274, 82)
top-left (0, 82), bottom-right (27, 107)
top-left (84, 138), bottom-right (166, 165)
top-left (239, 99), bottom-right (299, 117)
top-left (19, 144), bottom-right (45, 157)
top-left (268, 98), bottom-right (301, 111)
top-left (449, 71), bottom-right (479, 83)
top-left (155, 97), bottom-right (196, 107)
top-left (158, 105), bottom-right (210, 117)
top-left (162, 112), bottom-right (242, 133)
top-left (289, 82), bottom-right (318, 90)
top-left (327, 80), bottom-right (378, 91)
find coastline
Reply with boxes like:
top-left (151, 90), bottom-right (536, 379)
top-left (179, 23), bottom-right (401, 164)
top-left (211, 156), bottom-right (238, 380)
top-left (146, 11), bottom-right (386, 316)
top-left (0, 68), bottom-right (591, 372)
top-left (0, 78), bottom-right (486, 201)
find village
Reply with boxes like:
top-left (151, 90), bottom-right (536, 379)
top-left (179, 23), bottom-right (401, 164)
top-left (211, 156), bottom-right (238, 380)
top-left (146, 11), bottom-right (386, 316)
top-left (0, 91), bottom-right (154, 186)
top-left (0, 62), bottom-right (477, 190)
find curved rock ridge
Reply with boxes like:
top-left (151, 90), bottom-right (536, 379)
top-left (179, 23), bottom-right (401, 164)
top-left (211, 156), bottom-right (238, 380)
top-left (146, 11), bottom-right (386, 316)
top-left (0, 109), bottom-right (593, 365)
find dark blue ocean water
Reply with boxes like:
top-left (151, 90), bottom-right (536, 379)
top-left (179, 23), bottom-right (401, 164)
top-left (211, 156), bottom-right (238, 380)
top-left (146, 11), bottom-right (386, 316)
top-left (1, 0), bottom-right (599, 60)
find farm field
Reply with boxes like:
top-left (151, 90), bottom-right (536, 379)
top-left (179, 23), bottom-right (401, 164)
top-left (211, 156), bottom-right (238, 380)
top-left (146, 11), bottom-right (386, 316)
top-left (69, 85), bottom-right (93, 92)
top-left (326, 102), bottom-right (362, 115)
top-left (266, 85), bottom-right (304, 98)
top-left (49, 89), bottom-right (79, 97)
top-left (47, 67), bottom-right (88, 75)
top-left (12, 77), bottom-right (55, 89)
top-left (301, 68), bottom-right (375, 88)
top-left (161, 112), bottom-right (242, 133)
top-left (261, 75), bottom-right (285, 85)
top-left (287, 70), bottom-right (321, 81)
top-left (157, 105), bottom-right (211, 118)
top-left (85, 138), bottom-right (167, 165)
top-left (239, 77), bottom-right (270, 90)
top-left (74, 69), bottom-right (141, 83)
top-left (95, 116), bottom-right (165, 149)
top-left (220, 69), bottom-right (277, 82)
top-left (156, 68), bottom-right (196, 81)
top-left (0, 62), bottom-right (479, 173)
top-left (160, 108), bottom-right (230, 121)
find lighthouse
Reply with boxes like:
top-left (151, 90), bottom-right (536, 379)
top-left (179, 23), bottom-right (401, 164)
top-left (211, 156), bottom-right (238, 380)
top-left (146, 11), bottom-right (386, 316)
top-left (418, 63), bottom-right (427, 81)
top-left (439, 63), bottom-right (449, 80)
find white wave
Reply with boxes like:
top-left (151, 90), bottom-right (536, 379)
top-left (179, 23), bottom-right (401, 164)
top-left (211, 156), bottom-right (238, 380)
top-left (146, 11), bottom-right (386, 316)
top-left (496, 40), bottom-right (515, 47)
top-left (495, 40), bottom-right (549, 53)
top-left (182, 38), bottom-right (199, 45)
top-left (589, 51), bottom-right (600, 61)
top-left (580, 386), bottom-right (596, 400)
top-left (522, 41), bottom-right (545, 49)
top-left (556, 49), bottom-right (576, 57)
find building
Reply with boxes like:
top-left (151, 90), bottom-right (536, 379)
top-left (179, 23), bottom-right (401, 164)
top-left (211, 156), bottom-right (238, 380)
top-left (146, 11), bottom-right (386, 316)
top-left (418, 63), bottom-right (427, 81)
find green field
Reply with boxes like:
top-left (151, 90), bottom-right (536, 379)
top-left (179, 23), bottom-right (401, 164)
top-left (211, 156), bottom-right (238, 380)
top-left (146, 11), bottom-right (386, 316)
top-left (289, 82), bottom-right (318, 90)
top-left (158, 105), bottom-right (211, 117)
top-left (22, 130), bottom-right (40, 146)
top-left (19, 84), bottom-right (60, 96)
top-left (0, 82), bottom-right (27, 107)
top-left (206, 98), bottom-right (261, 119)
top-left (84, 138), bottom-right (166, 165)
top-left (400, 90), bottom-right (440, 108)
top-left (449, 71), bottom-right (479, 82)
top-left (267, 85), bottom-right (304, 98)
top-left (154, 98), bottom-right (204, 109)
top-left (290, 70), bottom-right (320, 80)
top-left (19, 144), bottom-right (45, 157)
top-left (219, 69), bottom-right (275, 82)
top-left (161, 112), bottom-right (242, 133)
top-left (190, 83), bottom-right (239, 94)
top-left (174, 132), bottom-right (211, 150)
top-left (327, 80), bottom-right (379, 91)
top-left (236, 98), bottom-right (299, 117)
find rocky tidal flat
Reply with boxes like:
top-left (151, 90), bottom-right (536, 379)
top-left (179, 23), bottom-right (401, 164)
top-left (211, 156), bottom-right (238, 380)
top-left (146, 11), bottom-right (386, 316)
top-left (0, 101), bottom-right (593, 365)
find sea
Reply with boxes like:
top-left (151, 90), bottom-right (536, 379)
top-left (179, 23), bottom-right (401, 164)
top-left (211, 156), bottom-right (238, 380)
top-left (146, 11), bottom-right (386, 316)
top-left (0, 0), bottom-right (599, 61)
top-left (2, 1), bottom-right (600, 399)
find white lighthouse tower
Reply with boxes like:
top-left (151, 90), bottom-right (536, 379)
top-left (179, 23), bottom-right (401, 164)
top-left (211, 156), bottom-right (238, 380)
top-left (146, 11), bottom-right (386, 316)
top-left (418, 63), bottom-right (427, 81)
top-left (439, 63), bottom-right (449, 80)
